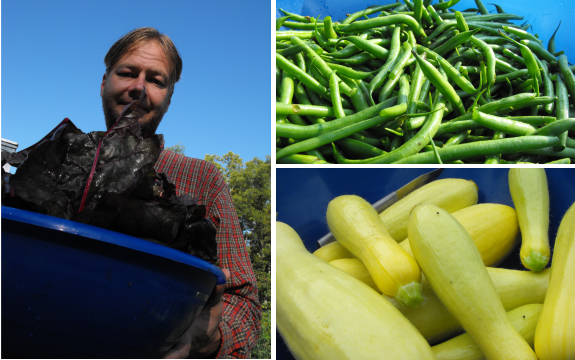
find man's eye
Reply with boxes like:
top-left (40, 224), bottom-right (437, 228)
top-left (151, 78), bottom-right (165, 87)
top-left (119, 72), bottom-right (133, 77)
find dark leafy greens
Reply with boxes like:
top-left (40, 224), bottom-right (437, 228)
top-left (1, 92), bottom-right (217, 262)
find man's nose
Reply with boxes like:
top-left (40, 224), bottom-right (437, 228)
top-left (129, 74), bottom-right (146, 98)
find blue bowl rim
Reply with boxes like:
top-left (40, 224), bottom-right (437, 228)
top-left (1, 206), bottom-right (226, 285)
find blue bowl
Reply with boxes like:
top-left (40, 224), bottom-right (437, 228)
top-left (276, 168), bottom-right (575, 360)
top-left (1, 206), bottom-right (226, 359)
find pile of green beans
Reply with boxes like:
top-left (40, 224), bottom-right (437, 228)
top-left (275, 0), bottom-right (575, 164)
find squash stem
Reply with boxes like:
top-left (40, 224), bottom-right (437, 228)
top-left (395, 281), bottom-right (424, 307)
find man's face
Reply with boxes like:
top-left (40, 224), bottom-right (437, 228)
top-left (101, 40), bottom-right (172, 135)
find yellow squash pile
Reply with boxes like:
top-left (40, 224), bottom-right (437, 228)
top-left (277, 170), bottom-right (575, 360)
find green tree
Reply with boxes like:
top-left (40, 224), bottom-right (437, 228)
top-left (205, 152), bottom-right (271, 359)
top-left (165, 142), bottom-right (186, 154)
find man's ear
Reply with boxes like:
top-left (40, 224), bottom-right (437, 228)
top-left (100, 73), bottom-right (107, 97)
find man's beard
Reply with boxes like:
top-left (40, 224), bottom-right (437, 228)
top-left (102, 91), bottom-right (167, 136)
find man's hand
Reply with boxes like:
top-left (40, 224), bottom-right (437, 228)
top-left (163, 268), bottom-right (231, 359)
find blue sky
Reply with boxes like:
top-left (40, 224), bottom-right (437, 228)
top-left (2, 0), bottom-right (272, 163)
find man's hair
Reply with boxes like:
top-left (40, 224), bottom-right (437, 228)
top-left (104, 27), bottom-right (183, 88)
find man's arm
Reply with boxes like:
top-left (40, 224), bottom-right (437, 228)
top-left (209, 188), bottom-right (262, 359)
top-left (155, 153), bottom-right (262, 358)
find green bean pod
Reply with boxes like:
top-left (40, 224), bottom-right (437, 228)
top-left (291, 36), bottom-right (356, 97)
top-left (411, 50), bottom-right (466, 115)
top-left (339, 14), bottom-right (428, 43)
top-left (394, 136), bottom-right (560, 163)
top-left (276, 97), bottom-right (398, 139)
top-left (472, 108), bottom-right (537, 136)
top-left (276, 103), bottom-right (407, 159)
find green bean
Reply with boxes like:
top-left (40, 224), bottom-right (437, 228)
top-left (336, 36), bottom-right (390, 61)
top-left (335, 138), bottom-right (387, 158)
top-left (275, 103), bottom-right (407, 159)
top-left (324, 32), bottom-right (378, 59)
top-left (398, 73), bottom-right (411, 105)
top-left (393, 136), bottom-right (559, 163)
top-left (329, 71), bottom-right (346, 119)
top-left (350, 132), bottom-right (384, 147)
top-left (277, 15), bottom-right (295, 31)
top-left (427, 20), bottom-right (457, 41)
top-left (418, 45), bottom-right (480, 94)
top-left (496, 96), bottom-right (556, 115)
top-left (474, 0), bottom-right (489, 15)
top-left (275, 4), bottom-right (571, 164)
top-left (530, 119), bottom-right (575, 136)
top-left (505, 116), bottom-right (555, 126)
top-left (518, 39), bottom-right (558, 66)
top-left (501, 48), bottom-right (526, 66)
top-left (436, 119), bottom-right (483, 136)
top-left (277, 68), bottom-right (296, 124)
top-left (338, 14), bottom-right (428, 42)
top-left (523, 146), bottom-right (575, 159)
top-left (276, 97), bottom-right (398, 139)
top-left (293, 83), bottom-right (322, 124)
top-left (469, 35), bottom-right (497, 93)
top-left (447, 92), bottom-right (536, 122)
top-left (484, 131), bottom-right (505, 163)
top-left (276, 53), bottom-right (331, 101)
top-left (368, 26), bottom-right (403, 103)
top-left (554, 74), bottom-right (569, 151)
top-left (472, 108), bottom-right (537, 135)
top-left (281, 21), bottom-right (332, 30)
top-left (540, 61), bottom-right (555, 114)
top-left (276, 152), bottom-right (331, 164)
top-left (427, 5), bottom-right (443, 25)
top-left (291, 36), bottom-right (356, 97)
top-left (278, 9), bottom-right (320, 23)
top-left (365, 94), bottom-right (448, 163)
top-left (313, 20), bottom-right (335, 52)
top-left (413, 0), bottom-right (423, 26)
top-left (411, 50), bottom-right (466, 115)
top-left (276, 102), bottom-right (355, 118)
top-left (432, 28), bottom-right (481, 57)
top-left (487, 3), bottom-right (505, 13)
top-left (345, 78), bottom-right (370, 112)
top-left (323, 16), bottom-right (338, 40)
top-left (276, 31), bottom-right (314, 41)
top-left (380, 67), bottom-right (405, 103)
top-left (325, 63), bottom-right (376, 80)
top-left (431, 0), bottom-right (461, 11)
top-left (341, 3), bottom-right (402, 24)
top-left (324, 52), bottom-right (376, 65)
top-left (494, 69), bottom-right (529, 83)
top-left (548, 20), bottom-right (561, 55)
top-left (389, 42), bottom-right (415, 81)
top-left (558, 55), bottom-right (575, 106)
top-left (444, 131), bottom-right (469, 147)
top-left (502, 26), bottom-right (542, 45)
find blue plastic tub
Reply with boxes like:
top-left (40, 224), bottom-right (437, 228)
top-left (276, 0), bottom-right (574, 61)
top-left (1, 206), bottom-right (225, 359)
top-left (276, 168), bottom-right (575, 359)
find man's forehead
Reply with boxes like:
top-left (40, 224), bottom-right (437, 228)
top-left (113, 41), bottom-right (171, 76)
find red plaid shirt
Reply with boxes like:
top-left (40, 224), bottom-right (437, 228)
top-left (155, 150), bottom-right (262, 359)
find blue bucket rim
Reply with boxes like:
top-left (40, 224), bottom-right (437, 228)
top-left (1, 206), bottom-right (226, 285)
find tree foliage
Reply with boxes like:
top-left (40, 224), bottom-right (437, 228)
top-left (165, 142), bottom-right (186, 154)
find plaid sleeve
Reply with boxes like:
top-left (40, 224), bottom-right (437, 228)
top-left (155, 151), bottom-right (262, 359)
